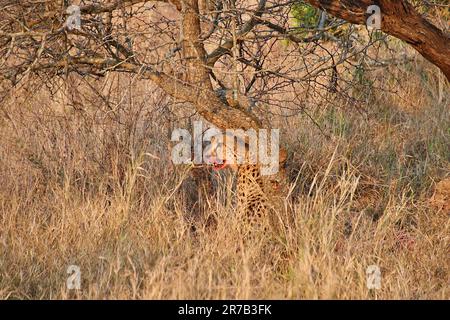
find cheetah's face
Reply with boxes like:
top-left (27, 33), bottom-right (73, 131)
top-left (204, 133), bottom-right (247, 172)
top-left (205, 132), bottom-right (287, 178)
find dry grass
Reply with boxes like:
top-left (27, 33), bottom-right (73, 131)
top-left (0, 55), bottom-right (449, 299)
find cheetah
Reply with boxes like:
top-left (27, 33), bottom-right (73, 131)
top-left (205, 131), bottom-right (288, 229)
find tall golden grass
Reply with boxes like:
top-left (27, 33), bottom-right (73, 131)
top-left (0, 48), bottom-right (448, 299)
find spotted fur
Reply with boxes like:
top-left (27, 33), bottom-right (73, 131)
top-left (207, 133), bottom-right (287, 227)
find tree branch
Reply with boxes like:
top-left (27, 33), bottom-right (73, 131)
top-left (206, 0), bottom-right (267, 67)
top-left (305, 0), bottom-right (450, 81)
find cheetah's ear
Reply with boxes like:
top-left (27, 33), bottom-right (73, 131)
top-left (279, 148), bottom-right (288, 165)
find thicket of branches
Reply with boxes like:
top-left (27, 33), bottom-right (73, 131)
top-left (1, 1), bottom-right (448, 132)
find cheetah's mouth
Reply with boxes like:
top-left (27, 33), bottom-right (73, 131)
top-left (212, 159), bottom-right (227, 170)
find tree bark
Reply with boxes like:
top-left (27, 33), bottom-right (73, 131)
top-left (175, 0), bottom-right (262, 130)
top-left (306, 0), bottom-right (450, 81)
